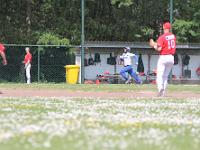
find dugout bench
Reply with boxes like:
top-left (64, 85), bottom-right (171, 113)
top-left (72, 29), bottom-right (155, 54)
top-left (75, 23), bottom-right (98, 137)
top-left (97, 74), bottom-right (123, 84)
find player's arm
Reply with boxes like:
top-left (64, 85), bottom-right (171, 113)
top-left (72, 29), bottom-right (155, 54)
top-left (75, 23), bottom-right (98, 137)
top-left (25, 60), bottom-right (30, 69)
top-left (0, 51), bottom-right (7, 65)
top-left (149, 39), bottom-right (162, 52)
top-left (119, 54), bottom-right (124, 60)
top-left (130, 53), bottom-right (138, 65)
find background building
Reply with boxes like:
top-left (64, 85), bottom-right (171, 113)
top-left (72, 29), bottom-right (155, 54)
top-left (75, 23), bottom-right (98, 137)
top-left (76, 41), bottom-right (200, 84)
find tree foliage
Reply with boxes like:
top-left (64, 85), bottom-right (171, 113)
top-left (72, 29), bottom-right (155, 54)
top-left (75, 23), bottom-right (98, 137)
top-left (173, 0), bottom-right (200, 42)
top-left (0, 0), bottom-right (199, 44)
top-left (37, 32), bottom-right (70, 45)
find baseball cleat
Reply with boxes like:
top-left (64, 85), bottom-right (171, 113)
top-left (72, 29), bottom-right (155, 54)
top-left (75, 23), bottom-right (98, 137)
top-left (158, 89), bottom-right (164, 97)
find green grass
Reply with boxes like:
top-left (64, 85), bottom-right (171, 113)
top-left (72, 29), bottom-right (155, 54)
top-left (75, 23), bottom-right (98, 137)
top-left (0, 97), bottom-right (200, 150)
top-left (1, 83), bottom-right (200, 93)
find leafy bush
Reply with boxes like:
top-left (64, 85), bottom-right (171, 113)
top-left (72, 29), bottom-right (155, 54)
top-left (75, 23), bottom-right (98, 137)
top-left (37, 32), bottom-right (70, 45)
top-left (173, 20), bottom-right (200, 43)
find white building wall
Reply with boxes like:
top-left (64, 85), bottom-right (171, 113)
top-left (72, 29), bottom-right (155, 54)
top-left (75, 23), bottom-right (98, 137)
top-left (142, 55), bottom-right (149, 74)
top-left (149, 55), bottom-right (159, 72)
top-left (84, 53), bottom-right (116, 80)
top-left (172, 56), bottom-right (182, 79)
top-left (80, 53), bottom-right (200, 80)
top-left (185, 55), bottom-right (200, 79)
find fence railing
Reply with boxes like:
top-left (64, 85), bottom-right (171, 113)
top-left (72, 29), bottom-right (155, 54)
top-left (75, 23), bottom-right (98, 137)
top-left (0, 45), bottom-right (75, 83)
top-left (1, 42), bottom-right (200, 83)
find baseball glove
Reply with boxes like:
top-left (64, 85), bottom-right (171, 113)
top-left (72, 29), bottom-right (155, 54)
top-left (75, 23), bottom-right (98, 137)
top-left (149, 39), bottom-right (156, 48)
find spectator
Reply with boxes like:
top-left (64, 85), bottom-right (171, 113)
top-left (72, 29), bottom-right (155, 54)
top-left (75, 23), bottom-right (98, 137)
top-left (0, 43), bottom-right (7, 65)
top-left (23, 47), bottom-right (32, 84)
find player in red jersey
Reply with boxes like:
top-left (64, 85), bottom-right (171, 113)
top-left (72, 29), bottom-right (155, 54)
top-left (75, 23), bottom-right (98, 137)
top-left (0, 43), bottom-right (7, 65)
top-left (149, 22), bottom-right (176, 96)
top-left (23, 47), bottom-right (32, 84)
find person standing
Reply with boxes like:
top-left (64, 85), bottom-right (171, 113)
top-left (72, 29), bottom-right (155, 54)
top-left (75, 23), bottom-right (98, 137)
top-left (0, 43), bottom-right (7, 65)
top-left (23, 47), bottom-right (32, 84)
top-left (149, 22), bottom-right (176, 96)
top-left (119, 47), bottom-right (141, 84)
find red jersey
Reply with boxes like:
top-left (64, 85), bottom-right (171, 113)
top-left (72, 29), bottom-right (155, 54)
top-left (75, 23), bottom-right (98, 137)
top-left (0, 43), bottom-right (5, 52)
top-left (24, 52), bottom-right (32, 64)
top-left (157, 33), bottom-right (176, 55)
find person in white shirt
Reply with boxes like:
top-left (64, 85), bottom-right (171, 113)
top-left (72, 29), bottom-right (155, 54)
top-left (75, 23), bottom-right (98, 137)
top-left (120, 47), bottom-right (141, 84)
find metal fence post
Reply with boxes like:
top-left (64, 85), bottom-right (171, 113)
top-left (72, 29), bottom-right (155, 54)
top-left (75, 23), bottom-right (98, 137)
top-left (81, 0), bottom-right (85, 84)
top-left (37, 47), bottom-right (42, 82)
top-left (169, 0), bottom-right (173, 84)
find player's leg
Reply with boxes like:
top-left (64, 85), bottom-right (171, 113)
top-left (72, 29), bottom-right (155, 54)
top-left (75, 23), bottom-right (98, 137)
top-left (163, 55), bottom-right (174, 93)
top-left (156, 56), bottom-right (165, 96)
top-left (0, 51), bottom-right (7, 65)
top-left (129, 68), bottom-right (141, 84)
top-left (125, 74), bottom-right (131, 84)
top-left (26, 64), bottom-right (31, 84)
top-left (120, 66), bottom-right (129, 81)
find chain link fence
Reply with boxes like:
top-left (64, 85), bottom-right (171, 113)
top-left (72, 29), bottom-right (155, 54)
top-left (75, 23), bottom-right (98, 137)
top-left (0, 45), bottom-right (75, 83)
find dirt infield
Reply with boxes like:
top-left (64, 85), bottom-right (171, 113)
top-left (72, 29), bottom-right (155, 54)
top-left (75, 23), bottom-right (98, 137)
top-left (0, 88), bottom-right (200, 99)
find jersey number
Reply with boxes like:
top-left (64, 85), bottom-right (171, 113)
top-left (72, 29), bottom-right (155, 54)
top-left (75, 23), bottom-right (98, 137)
top-left (167, 39), bottom-right (175, 49)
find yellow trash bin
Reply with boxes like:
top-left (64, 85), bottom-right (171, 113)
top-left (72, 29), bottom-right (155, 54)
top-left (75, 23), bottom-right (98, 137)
top-left (65, 65), bottom-right (80, 84)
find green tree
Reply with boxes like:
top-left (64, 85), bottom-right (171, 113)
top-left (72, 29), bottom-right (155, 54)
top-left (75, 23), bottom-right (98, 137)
top-left (0, 0), bottom-right (200, 44)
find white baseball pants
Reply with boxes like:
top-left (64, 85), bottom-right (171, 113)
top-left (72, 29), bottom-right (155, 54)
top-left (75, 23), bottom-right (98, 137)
top-left (156, 55), bottom-right (174, 92)
top-left (26, 64), bottom-right (31, 84)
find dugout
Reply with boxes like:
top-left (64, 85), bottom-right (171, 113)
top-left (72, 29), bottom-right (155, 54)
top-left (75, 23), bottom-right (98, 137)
top-left (75, 41), bottom-right (200, 84)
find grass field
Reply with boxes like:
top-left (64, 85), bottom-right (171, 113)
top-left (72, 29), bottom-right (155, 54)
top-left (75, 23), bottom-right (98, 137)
top-left (1, 83), bottom-right (200, 92)
top-left (0, 84), bottom-right (200, 150)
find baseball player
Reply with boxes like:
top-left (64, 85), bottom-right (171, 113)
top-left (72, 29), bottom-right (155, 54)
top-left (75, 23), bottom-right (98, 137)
top-left (23, 47), bottom-right (32, 84)
top-left (149, 22), bottom-right (176, 96)
top-left (119, 47), bottom-right (141, 84)
top-left (0, 43), bottom-right (7, 65)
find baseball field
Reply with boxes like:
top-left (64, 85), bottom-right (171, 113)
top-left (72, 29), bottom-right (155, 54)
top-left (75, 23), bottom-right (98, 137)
top-left (0, 83), bottom-right (200, 150)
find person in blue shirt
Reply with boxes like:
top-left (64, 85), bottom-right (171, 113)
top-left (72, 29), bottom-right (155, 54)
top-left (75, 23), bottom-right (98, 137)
top-left (120, 47), bottom-right (141, 84)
